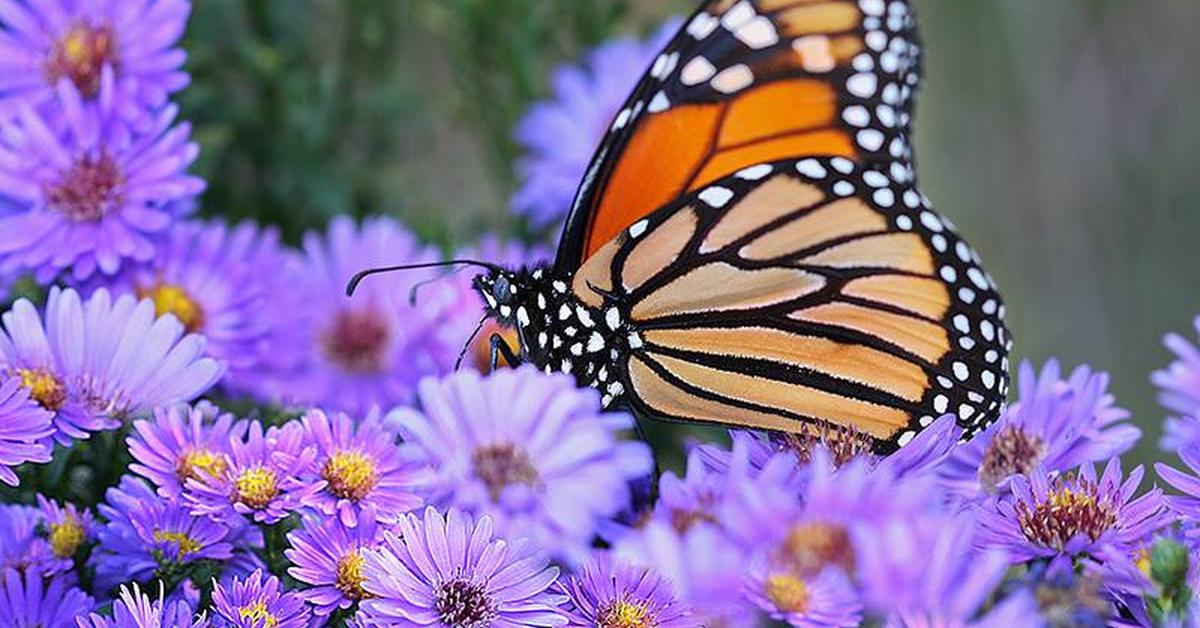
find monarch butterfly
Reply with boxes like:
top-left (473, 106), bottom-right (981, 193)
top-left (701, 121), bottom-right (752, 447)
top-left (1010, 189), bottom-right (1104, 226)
top-left (352, 0), bottom-right (1011, 453)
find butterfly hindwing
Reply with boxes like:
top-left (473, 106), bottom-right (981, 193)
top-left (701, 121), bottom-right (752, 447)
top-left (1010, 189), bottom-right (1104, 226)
top-left (573, 157), bottom-right (1010, 451)
top-left (557, 0), bottom-right (923, 270)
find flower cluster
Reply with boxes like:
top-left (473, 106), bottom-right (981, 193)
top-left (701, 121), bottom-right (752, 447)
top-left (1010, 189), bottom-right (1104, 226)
top-left (1, 3), bottom-right (1200, 628)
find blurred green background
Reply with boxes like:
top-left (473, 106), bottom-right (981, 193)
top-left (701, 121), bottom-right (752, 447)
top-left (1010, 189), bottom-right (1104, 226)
top-left (180, 0), bottom-right (1200, 465)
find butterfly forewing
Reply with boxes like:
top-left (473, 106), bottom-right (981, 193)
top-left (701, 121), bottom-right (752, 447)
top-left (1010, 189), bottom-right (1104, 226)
top-left (574, 157), bottom-right (1010, 451)
top-left (557, 0), bottom-right (922, 270)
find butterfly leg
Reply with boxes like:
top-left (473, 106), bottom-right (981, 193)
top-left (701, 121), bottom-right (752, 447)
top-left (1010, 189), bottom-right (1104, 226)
top-left (489, 333), bottom-right (522, 370)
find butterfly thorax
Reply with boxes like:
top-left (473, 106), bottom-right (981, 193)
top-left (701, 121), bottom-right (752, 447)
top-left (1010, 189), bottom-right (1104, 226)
top-left (473, 265), bottom-right (632, 406)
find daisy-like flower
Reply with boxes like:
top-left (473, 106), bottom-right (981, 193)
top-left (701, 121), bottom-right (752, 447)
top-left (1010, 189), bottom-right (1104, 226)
top-left (392, 366), bottom-right (654, 562)
top-left (267, 216), bottom-right (478, 414)
top-left (0, 569), bottom-right (92, 627)
top-left (35, 494), bottom-right (93, 573)
top-left (0, 0), bottom-right (190, 120)
top-left (284, 511), bottom-right (381, 617)
top-left (0, 504), bottom-right (54, 576)
top-left (558, 555), bottom-right (698, 628)
top-left (358, 507), bottom-right (567, 627)
top-left (211, 569), bottom-right (309, 628)
top-left (1154, 315), bottom-right (1200, 419)
top-left (1155, 445), bottom-right (1200, 527)
top-left (697, 414), bottom-right (961, 480)
top-left (128, 403), bottom-right (245, 499)
top-left (297, 408), bottom-right (428, 527)
top-left (0, 83), bottom-right (203, 283)
top-left (88, 220), bottom-right (296, 399)
top-left (854, 513), bottom-right (1036, 626)
top-left (78, 582), bottom-right (209, 628)
top-left (512, 20), bottom-right (679, 229)
top-left (613, 521), bottom-right (758, 628)
top-left (92, 476), bottom-right (252, 593)
top-left (940, 360), bottom-right (1138, 500)
top-left (976, 459), bottom-right (1169, 563)
top-left (185, 421), bottom-right (317, 524)
top-left (1160, 415), bottom-right (1200, 452)
top-left (0, 374), bottom-right (53, 485)
top-left (0, 287), bottom-right (223, 445)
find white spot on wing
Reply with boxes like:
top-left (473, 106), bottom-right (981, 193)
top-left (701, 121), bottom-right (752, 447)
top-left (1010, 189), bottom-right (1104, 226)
top-left (681, 57), bottom-right (716, 86)
top-left (711, 64), bottom-right (754, 94)
top-left (699, 186), bottom-right (735, 208)
top-left (735, 164), bottom-right (773, 180)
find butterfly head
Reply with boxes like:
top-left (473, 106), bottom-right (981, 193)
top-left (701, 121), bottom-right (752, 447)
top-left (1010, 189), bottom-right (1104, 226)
top-left (474, 267), bottom-right (534, 327)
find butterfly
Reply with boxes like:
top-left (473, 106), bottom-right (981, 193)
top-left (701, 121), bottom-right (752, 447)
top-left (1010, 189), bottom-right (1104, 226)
top-left (352, 0), bottom-right (1012, 453)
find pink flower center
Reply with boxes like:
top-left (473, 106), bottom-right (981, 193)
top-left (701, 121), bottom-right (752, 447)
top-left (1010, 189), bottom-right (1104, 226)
top-left (436, 579), bottom-right (496, 628)
top-left (46, 153), bottom-right (124, 222)
top-left (471, 443), bottom-right (539, 500)
top-left (978, 424), bottom-right (1046, 490)
top-left (46, 22), bottom-right (118, 97)
top-left (1016, 475), bottom-right (1118, 550)
top-left (320, 307), bottom-right (392, 373)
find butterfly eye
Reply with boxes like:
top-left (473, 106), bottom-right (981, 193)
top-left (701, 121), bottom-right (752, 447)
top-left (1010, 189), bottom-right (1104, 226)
top-left (491, 276), bottom-right (511, 302)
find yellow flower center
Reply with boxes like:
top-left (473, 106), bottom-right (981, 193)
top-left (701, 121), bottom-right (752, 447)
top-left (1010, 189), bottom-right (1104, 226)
top-left (153, 529), bottom-right (203, 560)
top-left (139, 283), bottom-right (204, 333)
top-left (48, 519), bottom-right (85, 558)
top-left (16, 367), bottom-right (66, 411)
top-left (597, 599), bottom-right (654, 628)
top-left (766, 574), bottom-right (810, 614)
top-left (322, 451), bottom-right (378, 501)
top-left (46, 22), bottom-right (118, 97)
top-left (335, 550), bottom-right (369, 600)
top-left (235, 467), bottom-right (279, 510)
top-left (1135, 548), bottom-right (1152, 578)
top-left (175, 448), bottom-right (228, 483)
top-left (238, 600), bottom-right (278, 628)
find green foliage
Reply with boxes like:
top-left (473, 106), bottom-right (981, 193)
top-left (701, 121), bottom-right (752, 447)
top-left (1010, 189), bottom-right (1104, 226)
top-left (180, 0), bottom-right (633, 246)
top-left (1147, 537), bottom-right (1193, 624)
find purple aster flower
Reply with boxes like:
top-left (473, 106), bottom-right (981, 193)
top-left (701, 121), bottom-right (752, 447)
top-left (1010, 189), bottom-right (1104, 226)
top-left (84, 220), bottom-right (295, 399)
top-left (1154, 316), bottom-right (1200, 420)
top-left (0, 287), bottom-right (224, 445)
top-left (720, 453), bottom-right (937, 628)
top-left (0, 569), bottom-right (93, 628)
top-left (976, 459), bottom-right (1169, 563)
top-left (0, 0), bottom-right (190, 121)
top-left (392, 366), bottom-right (654, 562)
top-left (940, 359), bottom-right (1139, 501)
top-left (36, 494), bottom-right (93, 573)
top-left (638, 437), bottom-right (800, 541)
top-left (358, 506), bottom-right (567, 627)
top-left (127, 403), bottom-right (246, 499)
top-left (211, 569), bottom-right (309, 628)
top-left (0, 82), bottom-right (203, 283)
top-left (1161, 415), bottom-right (1200, 453)
top-left (697, 414), bottom-right (961, 481)
top-left (297, 408), bottom-right (428, 527)
top-left (92, 476), bottom-right (255, 593)
top-left (613, 521), bottom-right (758, 627)
top-left (854, 512), bottom-right (1034, 626)
top-left (558, 555), bottom-right (698, 628)
top-left (0, 374), bottom-right (53, 485)
top-left (0, 504), bottom-right (55, 576)
top-left (284, 511), bottom-right (381, 617)
top-left (185, 421), bottom-right (317, 525)
top-left (512, 20), bottom-right (679, 228)
top-left (265, 216), bottom-right (478, 414)
top-left (1009, 557), bottom-right (1112, 628)
top-left (77, 582), bottom-right (209, 628)
top-left (1156, 446), bottom-right (1200, 532)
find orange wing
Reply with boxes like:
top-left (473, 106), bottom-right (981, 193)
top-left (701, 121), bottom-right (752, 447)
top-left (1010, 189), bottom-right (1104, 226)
top-left (556, 0), bottom-right (923, 269)
top-left (572, 157), bottom-right (1011, 451)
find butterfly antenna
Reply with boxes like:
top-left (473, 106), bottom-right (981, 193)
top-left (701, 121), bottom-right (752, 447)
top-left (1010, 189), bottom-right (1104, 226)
top-left (454, 315), bottom-right (488, 371)
top-left (408, 265), bottom-right (471, 306)
top-left (346, 259), bottom-right (501, 297)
